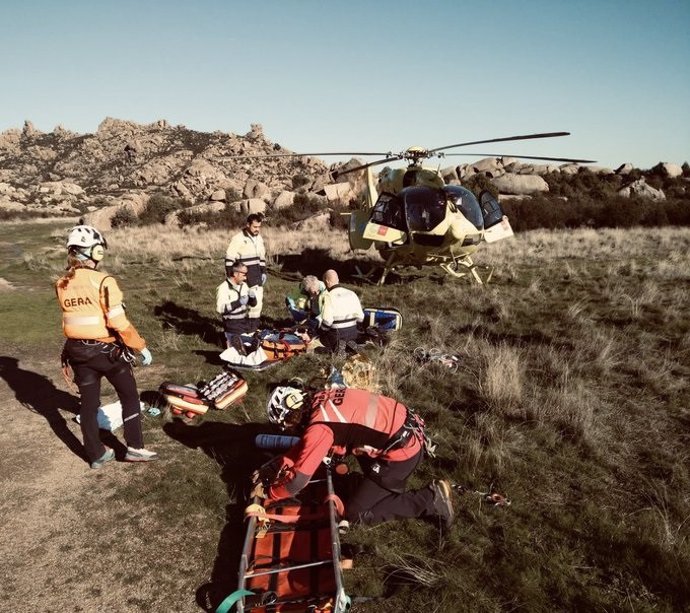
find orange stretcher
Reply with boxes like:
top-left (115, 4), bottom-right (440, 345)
top-left (216, 466), bottom-right (351, 613)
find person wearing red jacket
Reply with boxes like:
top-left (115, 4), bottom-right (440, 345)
top-left (257, 385), bottom-right (454, 527)
top-left (56, 224), bottom-right (158, 469)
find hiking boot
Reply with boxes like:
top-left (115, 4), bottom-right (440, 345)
top-left (430, 479), bottom-right (454, 529)
top-left (90, 448), bottom-right (115, 470)
top-left (125, 447), bottom-right (159, 463)
top-left (345, 340), bottom-right (360, 354)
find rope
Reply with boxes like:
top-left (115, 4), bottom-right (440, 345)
top-left (451, 483), bottom-right (511, 507)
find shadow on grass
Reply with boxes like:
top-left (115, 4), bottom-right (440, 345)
top-left (154, 300), bottom-right (220, 344)
top-left (274, 249), bottom-right (383, 286)
top-left (0, 355), bottom-right (86, 460)
top-left (274, 248), bottom-right (436, 287)
top-left (163, 419), bottom-right (283, 612)
top-left (193, 349), bottom-right (226, 367)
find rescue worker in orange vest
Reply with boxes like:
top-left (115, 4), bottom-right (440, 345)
top-left (254, 385), bottom-right (454, 528)
top-left (56, 224), bottom-right (158, 469)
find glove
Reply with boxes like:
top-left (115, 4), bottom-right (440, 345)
top-left (239, 294), bottom-right (249, 306)
top-left (140, 347), bottom-right (153, 366)
top-left (260, 273), bottom-right (267, 286)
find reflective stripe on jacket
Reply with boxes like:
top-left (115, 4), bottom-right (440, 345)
top-left (56, 268), bottom-right (145, 350)
top-left (224, 230), bottom-right (266, 287)
top-left (320, 285), bottom-right (364, 332)
top-left (216, 279), bottom-right (256, 320)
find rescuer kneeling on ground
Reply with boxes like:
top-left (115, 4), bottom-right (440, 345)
top-left (285, 274), bottom-right (326, 334)
top-left (253, 385), bottom-right (454, 527)
top-left (56, 224), bottom-right (158, 469)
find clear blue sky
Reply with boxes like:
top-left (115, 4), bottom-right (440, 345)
top-left (1, 0), bottom-right (688, 169)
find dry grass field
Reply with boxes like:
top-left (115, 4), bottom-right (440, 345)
top-left (1, 219), bottom-right (688, 612)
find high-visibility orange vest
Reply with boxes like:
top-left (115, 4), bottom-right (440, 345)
top-left (56, 268), bottom-right (145, 350)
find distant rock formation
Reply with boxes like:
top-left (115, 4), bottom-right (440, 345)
top-left (0, 118), bottom-right (685, 224)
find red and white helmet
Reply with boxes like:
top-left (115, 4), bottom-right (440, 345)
top-left (266, 386), bottom-right (306, 429)
top-left (66, 225), bottom-right (107, 250)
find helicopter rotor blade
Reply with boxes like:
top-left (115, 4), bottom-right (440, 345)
top-left (219, 151), bottom-right (392, 160)
top-left (442, 152), bottom-right (597, 164)
top-left (333, 156), bottom-right (401, 177)
top-left (429, 131), bottom-right (571, 154)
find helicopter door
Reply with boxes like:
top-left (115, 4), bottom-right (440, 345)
top-left (362, 193), bottom-right (408, 245)
top-left (349, 209), bottom-right (375, 250)
top-left (480, 191), bottom-right (514, 243)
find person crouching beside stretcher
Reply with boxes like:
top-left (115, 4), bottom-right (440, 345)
top-left (285, 275), bottom-right (326, 334)
top-left (216, 263), bottom-right (258, 353)
top-left (318, 269), bottom-right (364, 353)
top-left (253, 386), bottom-right (454, 528)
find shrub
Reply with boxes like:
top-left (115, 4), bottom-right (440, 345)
top-left (275, 193), bottom-right (325, 224)
top-left (292, 173), bottom-right (311, 189)
top-left (110, 207), bottom-right (137, 228)
top-left (463, 173), bottom-right (499, 198)
top-left (502, 191), bottom-right (690, 232)
top-left (177, 201), bottom-right (245, 230)
top-left (225, 187), bottom-right (242, 203)
top-left (139, 194), bottom-right (187, 225)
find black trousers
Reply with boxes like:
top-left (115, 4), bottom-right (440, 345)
top-left (66, 341), bottom-right (144, 462)
top-left (320, 326), bottom-right (358, 353)
top-left (345, 450), bottom-right (435, 525)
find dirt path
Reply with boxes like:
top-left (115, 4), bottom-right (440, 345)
top-left (0, 355), bottom-right (208, 613)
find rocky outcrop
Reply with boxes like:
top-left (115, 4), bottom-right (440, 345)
top-left (273, 190), bottom-right (296, 209)
top-left (618, 178), bottom-right (666, 201)
top-left (491, 173), bottom-right (550, 195)
top-left (0, 118), bottom-right (685, 218)
top-left (0, 118), bottom-right (331, 217)
top-left (653, 162), bottom-right (683, 178)
top-left (322, 182), bottom-right (354, 203)
top-left (84, 191), bottom-right (150, 229)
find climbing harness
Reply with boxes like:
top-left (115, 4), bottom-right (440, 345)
top-left (380, 407), bottom-right (436, 457)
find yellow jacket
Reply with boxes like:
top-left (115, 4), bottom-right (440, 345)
top-left (56, 268), bottom-right (146, 350)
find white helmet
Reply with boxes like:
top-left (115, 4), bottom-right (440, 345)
top-left (267, 386), bottom-right (306, 428)
top-left (66, 225), bottom-right (107, 250)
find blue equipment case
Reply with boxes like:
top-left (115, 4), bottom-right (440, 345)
top-left (363, 307), bottom-right (402, 331)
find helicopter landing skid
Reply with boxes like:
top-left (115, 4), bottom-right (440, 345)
top-left (353, 264), bottom-right (377, 284)
top-left (440, 259), bottom-right (494, 284)
top-left (353, 264), bottom-right (391, 286)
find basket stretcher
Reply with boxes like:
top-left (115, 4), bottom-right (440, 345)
top-left (216, 467), bottom-right (350, 613)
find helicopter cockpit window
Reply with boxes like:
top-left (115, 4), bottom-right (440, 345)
top-left (443, 186), bottom-right (484, 230)
top-left (403, 187), bottom-right (446, 232)
top-left (370, 193), bottom-right (405, 230)
top-left (479, 190), bottom-right (505, 229)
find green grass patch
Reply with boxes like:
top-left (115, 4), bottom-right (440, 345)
top-left (3, 221), bottom-right (689, 612)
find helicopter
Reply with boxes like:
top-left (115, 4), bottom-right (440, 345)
top-left (221, 131), bottom-right (595, 285)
